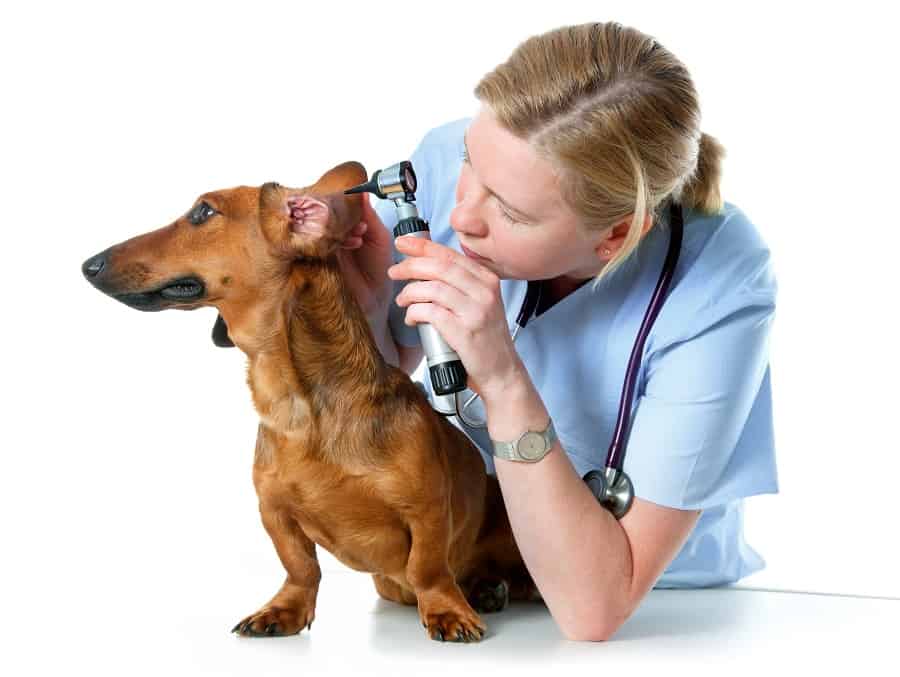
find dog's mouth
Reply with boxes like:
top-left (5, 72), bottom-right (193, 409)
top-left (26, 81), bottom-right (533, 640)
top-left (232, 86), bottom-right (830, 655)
top-left (159, 277), bottom-right (205, 300)
top-left (115, 276), bottom-right (206, 310)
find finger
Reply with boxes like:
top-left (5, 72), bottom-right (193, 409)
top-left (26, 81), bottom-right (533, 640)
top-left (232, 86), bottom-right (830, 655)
top-left (360, 195), bottom-right (385, 228)
top-left (396, 280), bottom-right (480, 325)
top-left (403, 302), bottom-right (462, 350)
top-left (389, 255), bottom-right (495, 308)
top-left (359, 198), bottom-right (393, 245)
top-left (394, 235), bottom-right (496, 283)
top-left (340, 222), bottom-right (367, 247)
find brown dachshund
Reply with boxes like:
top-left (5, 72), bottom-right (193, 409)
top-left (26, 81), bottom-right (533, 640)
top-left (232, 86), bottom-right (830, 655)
top-left (81, 161), bottom-right (541, 642)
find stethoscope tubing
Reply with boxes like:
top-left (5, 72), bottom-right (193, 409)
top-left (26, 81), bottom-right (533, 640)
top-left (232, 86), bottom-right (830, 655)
top-left (607, 200), bottom-right (684, 470)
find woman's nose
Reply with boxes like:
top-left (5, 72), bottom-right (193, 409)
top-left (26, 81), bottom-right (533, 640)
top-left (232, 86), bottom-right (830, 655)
top-left (450, 191), bottom-right (490, 238)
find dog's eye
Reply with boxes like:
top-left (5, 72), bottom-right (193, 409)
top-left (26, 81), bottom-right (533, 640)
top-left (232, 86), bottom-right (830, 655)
top-left (187, 201), bottom-right (217, 226)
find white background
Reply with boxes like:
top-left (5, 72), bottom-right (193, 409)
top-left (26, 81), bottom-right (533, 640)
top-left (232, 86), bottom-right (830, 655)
top-left (1, 1), bottom-right (897, 675)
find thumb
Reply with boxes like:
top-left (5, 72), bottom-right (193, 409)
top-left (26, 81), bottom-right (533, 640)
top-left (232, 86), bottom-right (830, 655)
top-left (359, 195), bottom-right (392, 248)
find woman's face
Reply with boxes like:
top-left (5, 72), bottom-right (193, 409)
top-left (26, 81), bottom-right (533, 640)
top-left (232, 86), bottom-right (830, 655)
top-left (450, 106), bottom-right (610, 281)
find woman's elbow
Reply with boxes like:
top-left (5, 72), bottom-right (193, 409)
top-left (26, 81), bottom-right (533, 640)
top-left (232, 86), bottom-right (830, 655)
top-left (560, 610), bottom-right (627, 642)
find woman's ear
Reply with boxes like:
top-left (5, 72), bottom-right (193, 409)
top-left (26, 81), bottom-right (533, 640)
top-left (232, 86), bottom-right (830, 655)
top-left (594, 211), bottom-right (655, 259)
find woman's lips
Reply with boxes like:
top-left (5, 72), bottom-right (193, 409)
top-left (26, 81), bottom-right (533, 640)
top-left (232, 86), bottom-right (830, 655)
top-left (461, 243), bottom-right (492, 262)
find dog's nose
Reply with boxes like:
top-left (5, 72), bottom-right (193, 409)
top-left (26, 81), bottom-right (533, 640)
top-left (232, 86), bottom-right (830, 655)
top-left (82, 252), bottom-right (106, 278)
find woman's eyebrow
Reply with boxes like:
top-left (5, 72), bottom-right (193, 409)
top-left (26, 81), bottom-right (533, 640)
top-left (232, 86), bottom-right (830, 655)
top-left (463, 130), bottom-right (538, 221)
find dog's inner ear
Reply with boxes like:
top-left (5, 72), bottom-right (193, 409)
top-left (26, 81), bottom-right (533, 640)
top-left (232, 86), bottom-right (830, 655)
top-left (288, 195), bottom-right (332, 242)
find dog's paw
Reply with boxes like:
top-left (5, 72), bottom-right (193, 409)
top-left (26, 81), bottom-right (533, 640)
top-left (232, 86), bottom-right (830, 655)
top-left (420, 608), bottom-right (487, 643)
top-left (231, 606), bottom-right (313, 638)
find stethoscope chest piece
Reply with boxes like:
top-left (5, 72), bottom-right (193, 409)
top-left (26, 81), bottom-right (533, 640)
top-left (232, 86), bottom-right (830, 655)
top-left (583, 467), bottom-right (635, 521)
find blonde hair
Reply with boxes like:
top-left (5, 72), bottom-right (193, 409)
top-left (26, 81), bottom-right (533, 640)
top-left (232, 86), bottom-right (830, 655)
top-left (474, 21), bottom-right (726, 287)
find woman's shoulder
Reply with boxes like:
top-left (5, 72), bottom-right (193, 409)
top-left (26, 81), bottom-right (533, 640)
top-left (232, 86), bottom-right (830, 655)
top-left (673, 200), bottom-right (778, 302)
top-left (419, 117), bottom-right (472, 149)
top-left (410, 117), bottom-right (472, 178)
top-left (643, 200), bottom-right (778, 350)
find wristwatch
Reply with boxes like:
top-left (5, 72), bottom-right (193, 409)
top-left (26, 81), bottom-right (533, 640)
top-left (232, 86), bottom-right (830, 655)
top-left (491, 418), bottom-right (557, 463)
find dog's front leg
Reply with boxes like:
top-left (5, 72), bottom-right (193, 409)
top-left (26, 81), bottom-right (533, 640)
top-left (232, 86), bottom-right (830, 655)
top-left (232, 508), bottom-right (320, 637)
top-left (407, 515), bottom-right (488, 642)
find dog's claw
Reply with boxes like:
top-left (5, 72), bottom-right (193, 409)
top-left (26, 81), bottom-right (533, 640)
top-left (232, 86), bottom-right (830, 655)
top-left (265, 623), bottom-right (279, 635)
top-left (231, 621), bottom-right (241, 633)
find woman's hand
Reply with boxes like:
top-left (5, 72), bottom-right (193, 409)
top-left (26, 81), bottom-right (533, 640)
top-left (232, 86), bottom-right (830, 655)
top-left (388, 236), bottom-right (527, 405)
top-left (333, 196), bottom-right (395, 318)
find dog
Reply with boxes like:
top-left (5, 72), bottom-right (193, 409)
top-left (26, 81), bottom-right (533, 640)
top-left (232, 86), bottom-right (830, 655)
top-left (81, 161), bottom-right (541, 642)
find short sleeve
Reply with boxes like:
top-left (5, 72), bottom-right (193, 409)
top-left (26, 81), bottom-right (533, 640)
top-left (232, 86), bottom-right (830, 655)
top-left (618, 293), bottom-right (778, 511)
top-left (373, 131), bottom-right (437, 349)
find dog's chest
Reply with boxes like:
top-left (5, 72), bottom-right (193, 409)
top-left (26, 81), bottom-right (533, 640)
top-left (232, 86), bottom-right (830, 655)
top-left (257, 462), bottom-right (412, 576)
top-left (247, 355), bottom-right (311, 433)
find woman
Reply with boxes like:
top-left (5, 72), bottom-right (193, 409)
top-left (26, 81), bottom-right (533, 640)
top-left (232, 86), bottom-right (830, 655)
top-left (335, 21), bottom-right (778, 641)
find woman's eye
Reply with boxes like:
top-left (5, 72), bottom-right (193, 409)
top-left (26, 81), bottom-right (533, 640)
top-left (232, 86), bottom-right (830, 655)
top-left (496, 200), bottom-right (519, 225)
top-left (188, 201), bottom-right (216, 225)
top-left (461, 145), bottom-right (523, 225)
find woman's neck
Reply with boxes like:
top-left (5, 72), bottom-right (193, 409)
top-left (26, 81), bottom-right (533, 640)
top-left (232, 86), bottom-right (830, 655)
top-left (536, 275), bottom-right (591, 315)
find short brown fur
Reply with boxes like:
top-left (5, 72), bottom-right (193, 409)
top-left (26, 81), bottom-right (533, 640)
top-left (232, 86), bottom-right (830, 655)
top-left (82, 161), bottom-right (539, 642)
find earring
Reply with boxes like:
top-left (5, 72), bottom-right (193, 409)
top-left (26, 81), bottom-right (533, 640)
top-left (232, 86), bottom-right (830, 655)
top-left (603, 248), bottom-right (612, 257)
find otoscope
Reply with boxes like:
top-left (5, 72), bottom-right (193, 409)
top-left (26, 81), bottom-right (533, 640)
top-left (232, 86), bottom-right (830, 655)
top-left (345, 161), bottom-right (467, 397)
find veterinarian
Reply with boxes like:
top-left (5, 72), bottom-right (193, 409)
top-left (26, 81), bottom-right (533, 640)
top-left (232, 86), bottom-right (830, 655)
top-left (336, 21), bottom-right (778, 641)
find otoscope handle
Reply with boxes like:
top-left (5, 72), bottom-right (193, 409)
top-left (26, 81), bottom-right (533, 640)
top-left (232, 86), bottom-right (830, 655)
top-left (343, 160), bottom-right (467, 396)
top-left (393, 219), bottom-right (468, 396)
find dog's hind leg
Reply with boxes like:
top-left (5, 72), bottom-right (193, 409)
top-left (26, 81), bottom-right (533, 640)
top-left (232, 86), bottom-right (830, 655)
top-left (232, 508), bottom-right (321, 638)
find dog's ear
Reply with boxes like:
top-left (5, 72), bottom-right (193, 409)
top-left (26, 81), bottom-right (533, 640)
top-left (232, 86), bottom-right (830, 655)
top-left (259, 162), bottom-right (367, 260)
top-left (309, 160), bottom-right (368, 196)
top-left (211, 313), bottom-right (235, 348)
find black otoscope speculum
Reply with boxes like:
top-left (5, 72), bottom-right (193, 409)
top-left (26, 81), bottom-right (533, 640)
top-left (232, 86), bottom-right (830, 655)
top-left (345, 161), bottom-right (467, 396)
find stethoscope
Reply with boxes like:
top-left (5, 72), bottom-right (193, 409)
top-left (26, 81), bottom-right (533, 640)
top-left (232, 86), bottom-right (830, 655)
top-left (449, 200), bottom-right (684, 520)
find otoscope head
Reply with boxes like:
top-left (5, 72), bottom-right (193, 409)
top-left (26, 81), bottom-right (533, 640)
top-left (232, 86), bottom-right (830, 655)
top-left (344, 161), bottom-right (417, 202)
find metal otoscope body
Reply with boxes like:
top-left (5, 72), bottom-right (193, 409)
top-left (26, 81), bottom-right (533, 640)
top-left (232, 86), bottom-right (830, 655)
top-left (344, 161), bottom-right (467, 396)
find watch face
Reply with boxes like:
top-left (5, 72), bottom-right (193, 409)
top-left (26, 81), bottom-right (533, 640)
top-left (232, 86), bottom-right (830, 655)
top-left (517, 432), bottom-right (546, 461)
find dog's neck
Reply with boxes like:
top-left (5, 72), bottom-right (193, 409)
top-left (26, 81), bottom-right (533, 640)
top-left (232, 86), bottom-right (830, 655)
top-left (226, 257), bottom-right (390, 439)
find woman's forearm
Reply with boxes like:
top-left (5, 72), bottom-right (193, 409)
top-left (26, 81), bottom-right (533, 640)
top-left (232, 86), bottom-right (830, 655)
top-left (483, 371), bottom-right (634, 641)
top-left (366, 305), bottom-right (400, 369)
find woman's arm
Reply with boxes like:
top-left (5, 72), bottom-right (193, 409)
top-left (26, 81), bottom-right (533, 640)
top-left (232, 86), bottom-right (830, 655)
top-left (385, 234), bottom-right (703, 639)
top-left (485, 371), bottom-right (700, 641)
top-left (367, 306), bottom-right (425, 376)
top-left (367, 307), bottom-right (401, 369)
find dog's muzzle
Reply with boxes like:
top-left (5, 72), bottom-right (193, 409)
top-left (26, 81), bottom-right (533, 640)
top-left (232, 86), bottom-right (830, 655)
top-left (81, 250), bottom-right (206, 310)
top-left (83, 249), bottom-right (234, 347)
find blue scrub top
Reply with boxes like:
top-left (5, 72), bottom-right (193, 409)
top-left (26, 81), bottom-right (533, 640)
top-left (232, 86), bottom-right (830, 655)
top-left (373, 117), bottom-right (779, 589)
